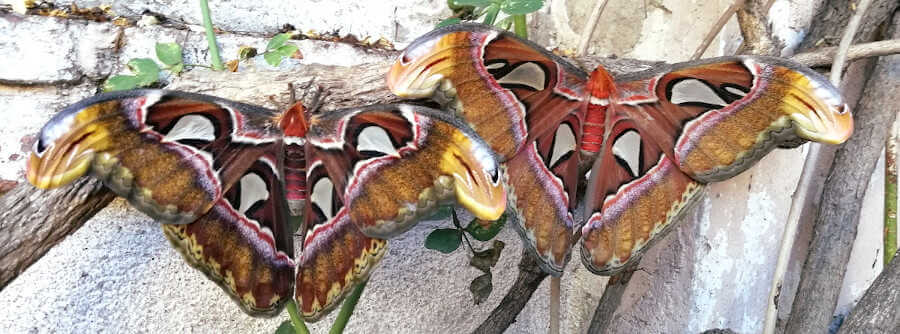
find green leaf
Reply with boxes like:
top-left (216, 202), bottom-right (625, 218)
top-left (425, 228), bottom-right (462, 253)
top-left (424, 206), bottom-right (453, 221)
top-left (155, 42), bottom-right (183, 66)
top-left (482, 4), bottom-right (500, 25)
top-left (102, 75), bottom-right (140, 92)
top-left (274, 320), bottom-right (295, 334)
top-left (127, 58), bottom-right (160, 87)
top-left (264, 52), bottom-right (283, 66)
top-left (238, 46), bottom-right (258, 60)
top-left (436, 17), bottom-right (462, 28)
top-left (465, 214), bottom-right (506, 241)
top-left (469, 272), bottom-right (493, 305)
top-left (470, 240), bottom-right (505, 273)
top-left (454, 0), bottom-right (493, 6)
top-left (169, 63), bottom-right (184, 75)
top-left (276, 44), bottom-right (299, 58)
top-left (500, 0), bottom-right (544, 15)
top-left (267, 33), bottom-right (291, 51)
top-left (265, 44), bottom-right (299, 66)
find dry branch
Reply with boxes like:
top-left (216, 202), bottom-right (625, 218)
top-left (837, 250), bottom-right (900, 333)
top-left (471, 249), bottom-right (548, 334)
top-left (0, 179), bottom-right (114, 290)
top-left (792, 39), bottom-right (900, 67)
top-left (692, 0), bottom-right (744, 60)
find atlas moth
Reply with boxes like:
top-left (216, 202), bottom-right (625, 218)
top-left (25, 23), bottom-right (851, 322)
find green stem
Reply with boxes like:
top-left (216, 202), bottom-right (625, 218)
top-left (286, 300), bottom-right (311, 334)
top-left (329, 279), bottom-right (368, 334)
top-left (482, 5), bottom-right (500, 25)
top-left (198, 0), bottom-right (224, 70)
top-left (886, 123), bottom-right (898, 266)
top-left (512, 14), bottom-right (528, 39)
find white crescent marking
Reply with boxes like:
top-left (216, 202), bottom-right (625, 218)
top-left (670, 79), bottom-right (728, 107)
top-left (495, 62), bottom-right (546, 91)
top-left (357, 126), bottom-right (399, 156)
top-left (238, 172), bottom-right (269, 214)
top-left (163, 115), bottom-right (216, 142)
top-left (612, 130), bottom-right (642, 177)
top-left (549, 123), bottom-right (576, 168)
top-left (311, 176), bottom-right (335, 220)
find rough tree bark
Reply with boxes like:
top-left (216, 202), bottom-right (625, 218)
top-left (0, 179), bottom-right (114, 290)
top-left (471, 249), bottom-right (548, 334)
top-left (838, 251), bottom-right (900, 333)
top-left (785, 2), bottom-right (900, 333)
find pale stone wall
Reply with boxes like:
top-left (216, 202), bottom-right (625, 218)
top-left (0, 1), bottom-right (893, 333)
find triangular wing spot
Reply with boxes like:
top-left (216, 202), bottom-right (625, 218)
top-left (494, 62), bottom-right (548, 91)
top-left (163, 114), bottom-right (217, 142)
top-left (237, 172), bottom-right (269, 214)
top-left (612, 130), bottom-right (642, 178)
top-left (549, 123), bottom-right (576, 169)
top-left (668, 78), bottom-right (728, 108)
top-left (311, 176), bottom-right (335, 220)
top-left (356, 125), bottom-right (399, 157)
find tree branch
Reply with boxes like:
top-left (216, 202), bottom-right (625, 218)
top-left (0, 179), bottom-right (115, 290)
top-left (786, 4), bottom-right (900, 332)
top-left (837, 251), bottom-right (900, 333)
top-left (471, 249), bottom-right (548, 334)
top-left (692, 0), bottom-right (745, 60)
top-left (791, 39), bottom-right (900, 67)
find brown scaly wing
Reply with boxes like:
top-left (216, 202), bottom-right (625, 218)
top-left (505, 109), bottom-right (585, 275)
top-left (387, 23), bottom-right (588, 161)
top-left (26, 90), bottom-right (296, 315)
top-left (295, 104), bottom-right (505, 320)
top-left (607, 56), bottom-right (852, 183)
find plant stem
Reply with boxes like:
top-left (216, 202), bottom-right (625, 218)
top-left (329, 279), bottom-right (368, 334)
top-left (886, 117), bottom-right (899, 266)
top-left (483, 4), bottom-right (499, 25)
top-left (198, 0), bottom-right (224, 71)
top-left (286, 300), bottom-right (311, 334)
top-left (512, 15), bottom-right (528, 39)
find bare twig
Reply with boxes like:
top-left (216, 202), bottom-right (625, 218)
top-left (785, 5), bottom-right (900, 331)
top-left (576, 0), bottom-right (610, 56)
top-left (549, 276), bottom-right (560, 334)
top-left (691, 0), bottom-right (744, 60)
top-left (792, 39), bottom-right (900, 67)
top-left (472, 249), bottom-right (548, 334)
top-left (830, 0), bottom-right (874, 86)
top-left (887, 116), bottom-right (899, 266)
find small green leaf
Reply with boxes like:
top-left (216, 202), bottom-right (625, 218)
top-left (127, 58), bottom-right (160, 87)
top-left (501, 0), bottom-right (544, 15)
top-left (465, 214), bottom-right (506, 241)
top-left (454, 0), bottom-right (493, 7)
top-left (264, 44), bottom-right (299, 66)
top-left (436, 17), bottom-right (462, 28)
top-left (276, 44), bottom-right (299, 58)
top-left (470, 240), bottom-right (505, 273)
top-left (274, 320), bottom-right (295, 334)
top-left (264, 52), bottom-right (283, 66)
top-left (155, 42), bottom-right (183, 66)
top-left (169, 63), bottom-right (184, 75)
top-left (424, 206), bottom-right (453, 221)
top-left (425, 228), bottom-right (462, 253)
top-left (267, 33), bottom-right (291, 51)
top-left (482, 4), bottom-right (500, 25)
top-left (469, 272), bottom-right (493, 305)
top-left (102, 75), bottom-right (140, 92)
